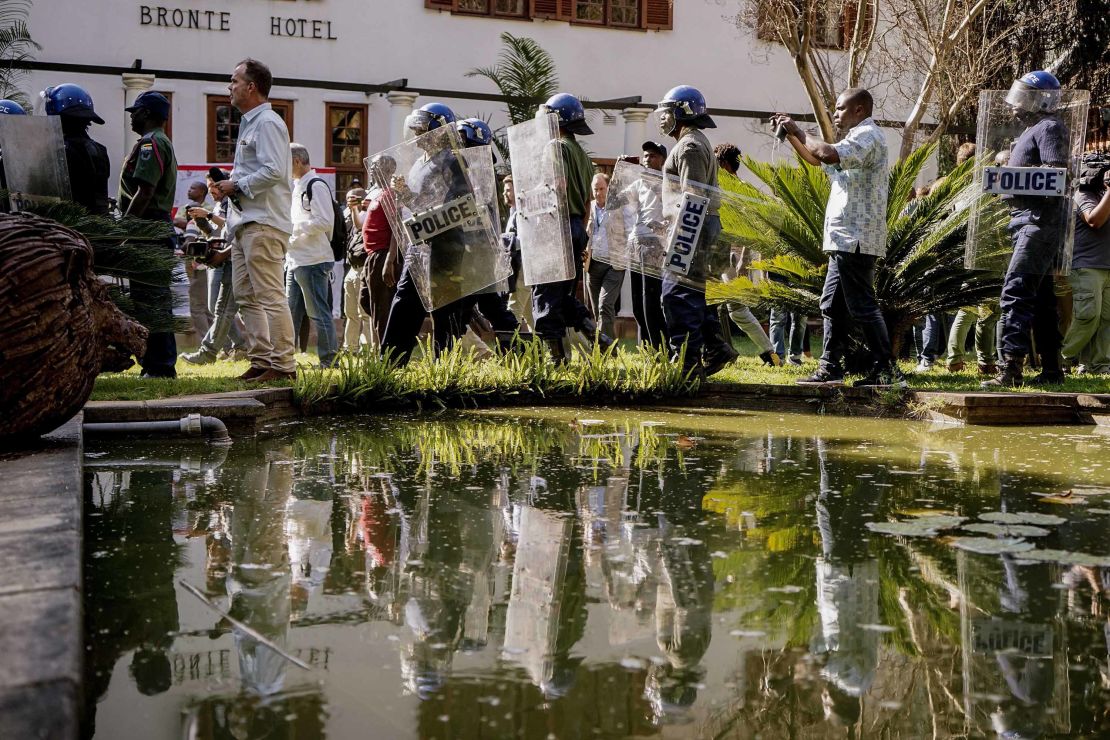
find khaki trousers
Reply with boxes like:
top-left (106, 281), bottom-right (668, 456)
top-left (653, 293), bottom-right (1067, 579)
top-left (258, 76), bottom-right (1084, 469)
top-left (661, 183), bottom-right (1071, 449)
top-left (232, 223), bottom-right (296, 373)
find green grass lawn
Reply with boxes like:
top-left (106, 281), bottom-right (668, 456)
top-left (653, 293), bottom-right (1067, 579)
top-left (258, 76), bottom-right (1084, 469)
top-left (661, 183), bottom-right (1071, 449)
top-left (89, 340), bottom-right (1110, 404)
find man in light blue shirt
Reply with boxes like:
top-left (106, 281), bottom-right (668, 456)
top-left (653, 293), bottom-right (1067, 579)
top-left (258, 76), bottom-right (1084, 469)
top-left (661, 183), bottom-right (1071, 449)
top-left (212, 58), bottom-right (296, 381)
top-left (772, 88), bottom-right (904, 389)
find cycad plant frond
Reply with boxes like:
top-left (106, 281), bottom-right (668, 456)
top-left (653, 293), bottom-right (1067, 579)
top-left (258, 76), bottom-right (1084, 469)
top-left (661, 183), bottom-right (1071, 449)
top-left (710, 143), bottom-right (1005, 356)
top-left (466, 32), bottom-right (559, 126)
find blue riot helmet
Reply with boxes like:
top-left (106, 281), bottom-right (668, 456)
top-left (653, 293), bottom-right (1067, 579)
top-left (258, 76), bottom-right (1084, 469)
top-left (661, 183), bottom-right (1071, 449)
top-left (404, 102), bottom-right (456, 135)
top-left (654, 85), bottom-right (716, 137)
top-left (0, 99), bottom-right (26, 115)
top-left (457, 117), bottom-right (493, 147)
top-left (538, 93), bottom-right (592, 136)
top-left (1005, 70), bottom-right (1062, 114)
top-left (42, 83), bottom-right (105, 124)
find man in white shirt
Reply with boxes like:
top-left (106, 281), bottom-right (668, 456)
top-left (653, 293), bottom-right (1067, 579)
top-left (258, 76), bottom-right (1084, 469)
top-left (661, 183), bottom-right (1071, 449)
top-left (585, 173), bottom-right (625, 341)
top-left (211, 58), bottom-right (296, 381)
top-left (288, 143), bottom-right (338, 368)
top-left (773, 88), bottom-right (904, 389)
top-left (175, 180), bottom-right (215, 344)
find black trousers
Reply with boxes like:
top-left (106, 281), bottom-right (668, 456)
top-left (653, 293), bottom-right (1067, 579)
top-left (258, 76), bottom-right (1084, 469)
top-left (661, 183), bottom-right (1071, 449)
top-left (630, 271), bottom-right (666, 347)
top-left (531, 215), bottom-right (591, 341)
top-left (818, 250), bottom-right (893, 372)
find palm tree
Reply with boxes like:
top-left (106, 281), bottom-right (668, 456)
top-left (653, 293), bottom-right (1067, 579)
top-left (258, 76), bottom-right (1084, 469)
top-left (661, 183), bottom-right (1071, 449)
top-left (708, 144), bottom-right (1007, 358)
top-left (0, 0), bottom-right (40, 109)
top-left (466, 32), bottom-right (560, 125)
top-left (466, 32), bottom-right (560, 165)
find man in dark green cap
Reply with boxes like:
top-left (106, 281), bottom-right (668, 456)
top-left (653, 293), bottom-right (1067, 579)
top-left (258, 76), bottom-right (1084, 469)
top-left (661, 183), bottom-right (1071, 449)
top-left (119, 90), bottom-right (180, 378)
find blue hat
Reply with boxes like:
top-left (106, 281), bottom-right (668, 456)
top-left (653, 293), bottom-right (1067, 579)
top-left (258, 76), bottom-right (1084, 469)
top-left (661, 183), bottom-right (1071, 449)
top-left (125, 91), bottom-right (171, 121)
top-left (0, 99), bottom-right (26, 115)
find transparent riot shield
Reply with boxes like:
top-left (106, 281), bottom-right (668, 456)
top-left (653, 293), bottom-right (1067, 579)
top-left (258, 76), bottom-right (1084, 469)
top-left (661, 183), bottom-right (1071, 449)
top-left (461, 144), bottom-right (512, 294)
top-left (966, 89), bottom-right (1089, 275)
top-left (0, 115), bottom-right (72, 210)
top-left (505, 113), bottom-right (574, 286)
top-left (364, 126), bottom-right (510, 312)
top-left (603, 159), bottom-right (768, 293)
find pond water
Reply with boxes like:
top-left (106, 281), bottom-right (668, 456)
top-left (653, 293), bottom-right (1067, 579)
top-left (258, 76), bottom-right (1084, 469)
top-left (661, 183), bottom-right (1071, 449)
top-left (82, 410), bottom-right (1110, 739)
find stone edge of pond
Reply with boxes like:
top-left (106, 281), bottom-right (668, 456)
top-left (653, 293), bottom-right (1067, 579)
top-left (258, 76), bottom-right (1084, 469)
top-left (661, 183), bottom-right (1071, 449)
top-left (0, 413), bottom-right (83, 739)
top-left (83, 384), bottom-right (1110, 431)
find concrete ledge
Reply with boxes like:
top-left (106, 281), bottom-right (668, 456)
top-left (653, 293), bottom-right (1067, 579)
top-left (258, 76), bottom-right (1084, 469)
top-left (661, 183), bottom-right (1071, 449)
top-left (0, 414), bottom-right (83, 739)
top-left (913, 391), bottom-right (1088, 425)
top-left (84, 387), bottom-right (298, 435)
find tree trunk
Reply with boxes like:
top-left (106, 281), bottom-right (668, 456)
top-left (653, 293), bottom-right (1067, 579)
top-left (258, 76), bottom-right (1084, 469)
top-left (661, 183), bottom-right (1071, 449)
top-left (0, 213), bottom-right (147, 442)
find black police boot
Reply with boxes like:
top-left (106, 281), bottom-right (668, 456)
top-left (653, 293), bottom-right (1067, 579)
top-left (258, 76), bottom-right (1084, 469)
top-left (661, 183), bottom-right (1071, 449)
top-left (981, 355), bottom-right (1024, 389)
top-left (545, 337), bottom-right (567, 365)
top-left (579, 317), bottom-right (615, 351)
top-left (703, 341), bottom-right (739, 377)
top-left (1029, 353), bottom-right (1065, 386)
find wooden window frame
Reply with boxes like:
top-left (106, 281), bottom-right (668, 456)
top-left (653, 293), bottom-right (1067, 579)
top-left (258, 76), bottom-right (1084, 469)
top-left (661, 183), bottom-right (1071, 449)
top-left (325, 102), bottom-right (369, 195)
top-left (756, 1), bottom-right (873, 51)
top-left (206, 95), bottom-right (294, 164)
top-left (424, 0), bottom-right (670, 30)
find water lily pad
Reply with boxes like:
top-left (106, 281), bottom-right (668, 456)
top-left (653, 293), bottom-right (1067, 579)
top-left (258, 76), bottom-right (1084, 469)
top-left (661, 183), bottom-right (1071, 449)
top-left (866, 515), bottom-right (966, 537)
top-left (949, 537), bottom-right (1035, 555)
top-left (1015, 549), bottom-right (1110, 567)
top-left (978, 511), bottom-right (1066, 526)
top-left (961, 522), bottom-right (1052, 538)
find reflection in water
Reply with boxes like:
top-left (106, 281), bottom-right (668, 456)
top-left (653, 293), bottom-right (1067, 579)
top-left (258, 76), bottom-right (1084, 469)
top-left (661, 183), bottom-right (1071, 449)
top-left (83, 413), bottom-right (1110, 738)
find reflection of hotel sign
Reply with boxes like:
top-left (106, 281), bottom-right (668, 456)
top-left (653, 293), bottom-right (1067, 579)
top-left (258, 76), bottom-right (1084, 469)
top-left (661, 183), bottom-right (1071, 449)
top-left (971, 619), bottom-right (1053, 656)
top-left (170, 646), bottom-right (332, 685)
top-left (139, 1), bottom-right (338, 40)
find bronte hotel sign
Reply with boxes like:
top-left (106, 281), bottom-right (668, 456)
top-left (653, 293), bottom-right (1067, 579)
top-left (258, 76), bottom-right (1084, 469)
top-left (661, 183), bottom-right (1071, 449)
top-left (139, 0), bottom-right (338, 40)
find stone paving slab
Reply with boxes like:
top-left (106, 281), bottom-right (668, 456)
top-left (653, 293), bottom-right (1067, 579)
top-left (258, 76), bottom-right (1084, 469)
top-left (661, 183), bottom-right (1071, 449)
top-left (84, 387), bottom-right (297, 435)
top-left (0, 414), bottom-right (83, 738)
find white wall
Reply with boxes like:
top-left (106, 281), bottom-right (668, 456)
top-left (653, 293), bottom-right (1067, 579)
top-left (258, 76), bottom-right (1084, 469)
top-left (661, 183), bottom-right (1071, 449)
top-left (25, 0), bottom-right (925, 197)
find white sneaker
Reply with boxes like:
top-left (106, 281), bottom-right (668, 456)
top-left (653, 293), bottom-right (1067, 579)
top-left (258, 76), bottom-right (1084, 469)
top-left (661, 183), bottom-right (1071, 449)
top-left (914, 359), bottom-right (934, 373)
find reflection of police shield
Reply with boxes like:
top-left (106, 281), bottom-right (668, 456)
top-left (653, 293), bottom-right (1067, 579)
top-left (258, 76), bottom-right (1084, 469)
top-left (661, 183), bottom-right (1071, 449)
top-left (506, 113), bottom-right (574, 286)
top-left (364, 126), bottom-right (509, 311)
top-left (0, 115), bottom-right (72, 210)
top-left (966, 89), bottom-right (1089, 275)
top-left (603, 160), bottom-right (758, 293)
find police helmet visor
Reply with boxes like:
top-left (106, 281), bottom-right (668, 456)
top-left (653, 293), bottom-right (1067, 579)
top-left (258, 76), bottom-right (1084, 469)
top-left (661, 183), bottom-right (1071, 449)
top-left (404, 109), bottom-right (433, 134)
top-left (655, 105), bottom-right (677, 137)
top-left (564, 118), bottom-right (593, 136)
top-left (1004, 79), bottom-right (1060, 114)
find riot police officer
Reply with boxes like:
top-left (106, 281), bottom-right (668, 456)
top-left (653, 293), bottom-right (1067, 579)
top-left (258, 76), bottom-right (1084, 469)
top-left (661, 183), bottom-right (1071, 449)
top-left (532, 93), bottom-right (611, 362)
top-left (984, 71), bottom-right (1071, 388)
top-left (380, 102), bottom-right (468, 364)
top-left (456, 117), bottom-right (521, 350)
top-left (654, 85), bottom-right (733, 375)
top-left (118, 91), bottom-right (180, 378)
top-left (42, 83), bottom-right (110, 215)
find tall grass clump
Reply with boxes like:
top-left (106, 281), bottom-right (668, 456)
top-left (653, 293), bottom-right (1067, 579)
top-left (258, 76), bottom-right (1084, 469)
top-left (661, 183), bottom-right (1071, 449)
top-left (292, 335), bottom-right (699, 411)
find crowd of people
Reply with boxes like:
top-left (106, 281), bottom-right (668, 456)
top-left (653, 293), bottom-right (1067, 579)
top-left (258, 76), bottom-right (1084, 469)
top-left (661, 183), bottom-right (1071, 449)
top-left (15, 60), bottom-right (1109, 388)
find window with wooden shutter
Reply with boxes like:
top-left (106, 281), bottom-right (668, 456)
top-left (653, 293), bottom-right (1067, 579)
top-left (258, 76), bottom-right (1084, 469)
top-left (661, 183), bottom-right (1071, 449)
top-left (643, 0), bottom-right (672, 29)
top-left (424, 0), bottom-right (455, 10)
top-left (531, 0), bottom-right (569, 19)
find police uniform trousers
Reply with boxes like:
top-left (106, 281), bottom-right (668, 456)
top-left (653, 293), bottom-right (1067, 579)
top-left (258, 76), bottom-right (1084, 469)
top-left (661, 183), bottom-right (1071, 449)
top-left (130, 213), bottom-right (178, 377)
top-left (999, 225), bottom-right (1061, 366)
top-left (532, 215), bottom-right (592, 341)
top-left (661, 215), bottom-right (723, 367)
top-left (381, 237), bottom-right (471, 363)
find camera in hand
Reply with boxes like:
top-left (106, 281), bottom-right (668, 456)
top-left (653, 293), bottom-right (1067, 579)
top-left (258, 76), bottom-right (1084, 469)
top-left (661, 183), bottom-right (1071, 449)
top-left (1077, 153), bottom-right (1110, 192)
top-left (183, 237), bottom-right (226, 263)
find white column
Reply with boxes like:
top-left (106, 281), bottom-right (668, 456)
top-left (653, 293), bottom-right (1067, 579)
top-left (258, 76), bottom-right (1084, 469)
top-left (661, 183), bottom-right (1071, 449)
top-left (621, 108), bottom-right (651, 156)
top-left (121, 73), bottom-right (155, 154)
top-left (386, 90), bottom-right (420, 147)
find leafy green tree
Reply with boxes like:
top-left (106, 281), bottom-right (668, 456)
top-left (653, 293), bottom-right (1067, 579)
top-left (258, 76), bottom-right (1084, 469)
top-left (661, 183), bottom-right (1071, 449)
top-left (709, 144), bottom-right (1006, 357)
top-left (466, 32), bottom-right (560, 125)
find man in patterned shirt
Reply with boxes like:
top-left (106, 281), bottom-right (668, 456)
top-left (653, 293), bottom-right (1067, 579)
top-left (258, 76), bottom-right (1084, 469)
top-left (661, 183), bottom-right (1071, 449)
top-left (772, 89), bottom-right (905, 388)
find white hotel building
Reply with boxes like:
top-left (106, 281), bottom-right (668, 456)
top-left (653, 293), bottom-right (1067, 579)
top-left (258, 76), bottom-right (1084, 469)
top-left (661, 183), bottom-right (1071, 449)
top-left (24, 0), bottom-right (916, 199)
